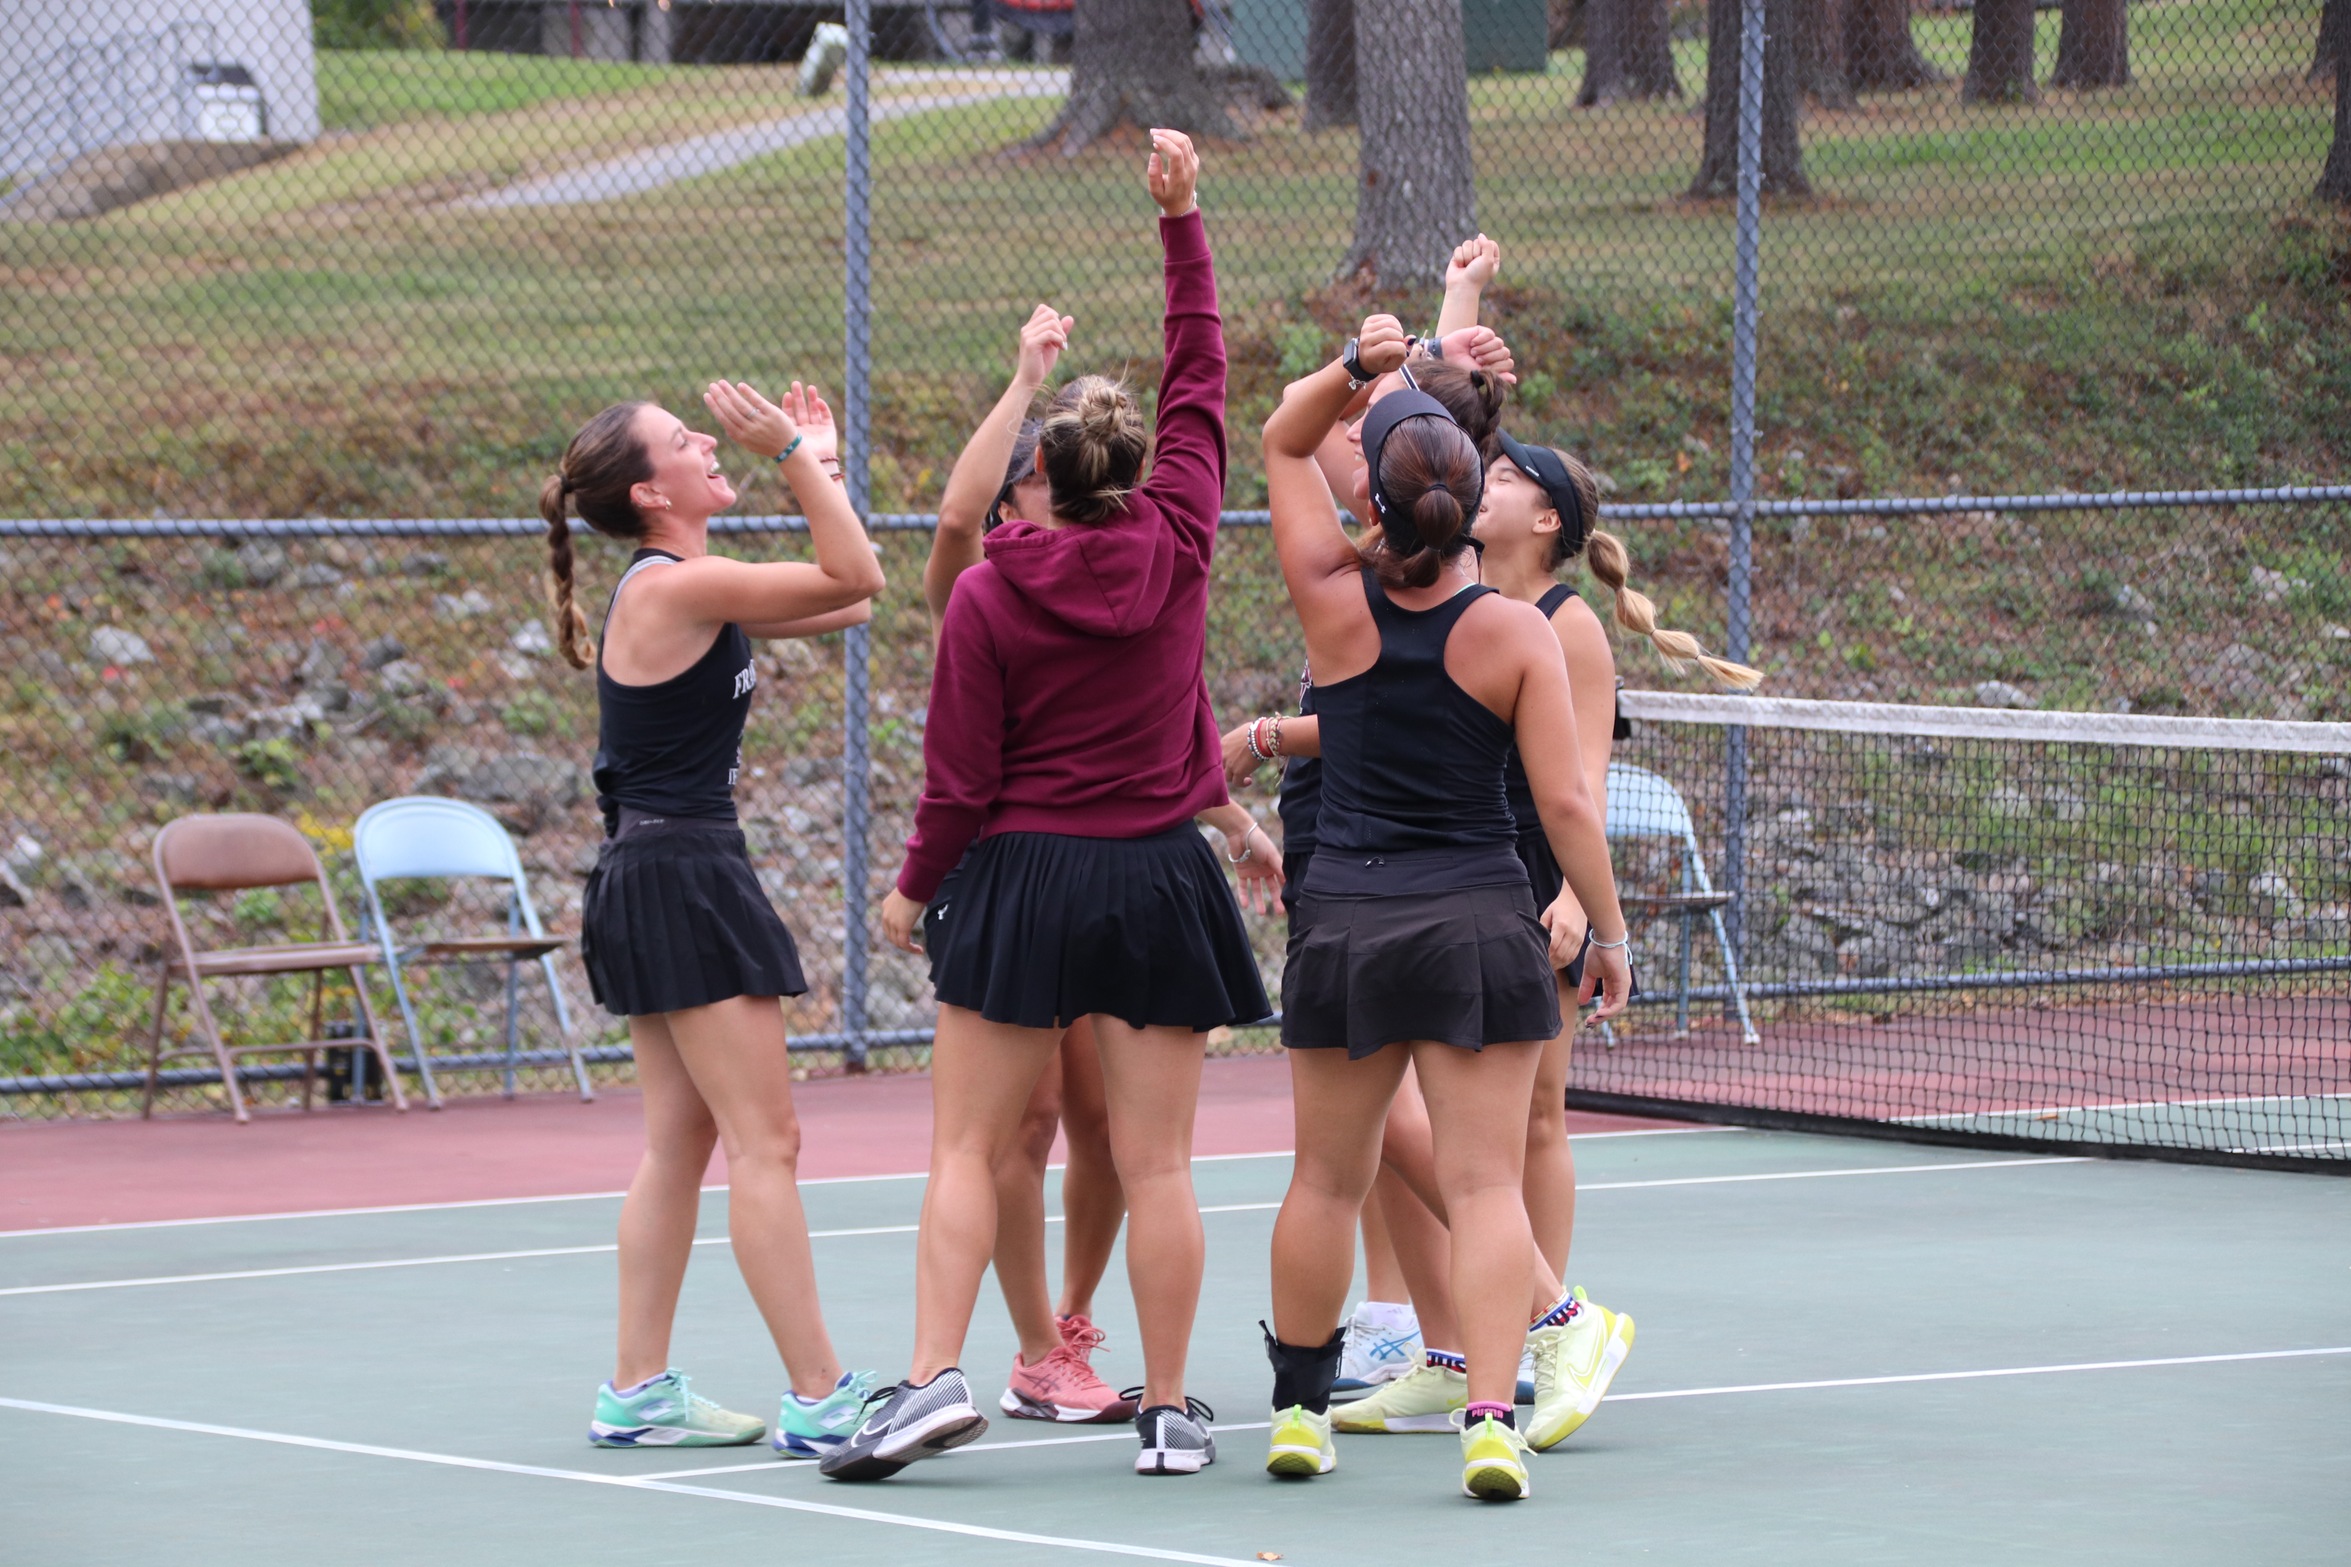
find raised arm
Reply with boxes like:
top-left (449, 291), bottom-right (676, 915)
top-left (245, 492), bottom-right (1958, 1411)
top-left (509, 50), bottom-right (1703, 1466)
top-left (927, 305), bottom-right (1072, 619)
top-left (661, 380), bottom-right (886, 624)
top-left (1264, 314), bottom-right (1409, 648)
top-left (1434, 233), bottom-right (1499, 337)
top-left (1136, 130), bottom-right (1227, 558)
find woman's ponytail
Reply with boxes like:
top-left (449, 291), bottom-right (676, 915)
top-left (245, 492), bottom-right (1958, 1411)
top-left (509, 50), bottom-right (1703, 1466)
top-left (1584, 526), bottom-right (1764, 690)
top-left (540, 472), bottom-right (595, 671)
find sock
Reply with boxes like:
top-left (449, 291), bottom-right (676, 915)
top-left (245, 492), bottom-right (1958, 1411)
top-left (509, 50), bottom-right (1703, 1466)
top-left (1466, 1401), bottom-right (1515, 1429)
top-left (1354, 1299), bottom-right (1418, 1333)
top-left (1531, 1290), bottom-right (1584, 1330)
top-left (1424, 1348), bottom-right (1466, 1373)
top-left (612, 1372), bottom-right (666, 1397)
top-left (1263, 1321), bottom-right (1347, 1415)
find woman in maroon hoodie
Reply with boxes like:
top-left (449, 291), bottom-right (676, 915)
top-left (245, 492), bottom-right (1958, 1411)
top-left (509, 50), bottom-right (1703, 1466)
top-left (820, 131), bottom-right (1270, 1485)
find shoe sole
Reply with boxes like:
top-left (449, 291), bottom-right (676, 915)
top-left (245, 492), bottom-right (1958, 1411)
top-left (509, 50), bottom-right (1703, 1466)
top-left (1136, 1444), bottom-right (1215, 1475)
top-left (1462, 1459), bottom-right (1530, 1501)
top-left (1332, 1409), bottom-right (1459, 1434)
top-left (1527, 1316), bottom-right (1637, 1452)
top-left (818, 1406), bottom-right (989, 1481)
top-left (999, 1387), bottom-right (1140, 1424)
top-left (588, 1421), bottom-right (763, 1449)
top-left (1265, 1444), bottom-right (1336, 1477)
top-left (772, 1434), bottom-right (846, 1458)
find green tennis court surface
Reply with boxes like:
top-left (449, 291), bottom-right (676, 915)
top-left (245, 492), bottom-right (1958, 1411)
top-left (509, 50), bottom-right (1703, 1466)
top-left (5, 1128), bottom-right (2346, 1565)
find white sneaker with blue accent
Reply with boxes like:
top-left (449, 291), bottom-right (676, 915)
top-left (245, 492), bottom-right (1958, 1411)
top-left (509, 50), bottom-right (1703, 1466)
top-left (1329, 1302), bottom-right (1421, 1403)
top-left (773, 1369), bottom-right (882, 1457)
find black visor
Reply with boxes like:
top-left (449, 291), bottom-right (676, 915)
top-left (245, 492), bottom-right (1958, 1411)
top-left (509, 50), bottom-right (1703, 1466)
top-left (987, 418), bottom-right (1044, 532)
top-left (1361, 389), bottom-right (1482, 557)
top-left (1497, 430), bottom-right (1587, 555)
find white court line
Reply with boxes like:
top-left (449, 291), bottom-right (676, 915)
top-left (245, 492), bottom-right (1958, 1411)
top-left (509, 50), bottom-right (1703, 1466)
top-left (0, 1131), bottom-right (1738, 1242)
top-left (631, 1421), bottom-right (1285, 1480)
top-left (0, 1397), bottom-right (1264, 1567)
top-left (1606, 1345), bottom-right (2351, 1401)
top-left (0, 1156), bottom-right (2080, 1299)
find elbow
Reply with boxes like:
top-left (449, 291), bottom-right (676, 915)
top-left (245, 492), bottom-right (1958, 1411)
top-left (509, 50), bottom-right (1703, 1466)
top-left (843, 556), bottom-right (888, 603)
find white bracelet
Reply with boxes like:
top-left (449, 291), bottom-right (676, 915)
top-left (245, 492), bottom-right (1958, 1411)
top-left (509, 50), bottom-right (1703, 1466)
top-left (1227, 827), bottom-right (1257, 865)
top-left (1586, 930), bottom-right (1630, 951)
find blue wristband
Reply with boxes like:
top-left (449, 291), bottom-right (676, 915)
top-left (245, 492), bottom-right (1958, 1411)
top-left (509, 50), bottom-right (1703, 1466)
top-left (774, 433), bottom-right (803, 464)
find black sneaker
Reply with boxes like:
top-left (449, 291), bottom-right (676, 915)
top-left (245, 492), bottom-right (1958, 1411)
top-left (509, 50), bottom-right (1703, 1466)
top-left (816, 1369), bottom-right (988, 1482)
top-left (1129, 1391), bottom-right (1216, 1475)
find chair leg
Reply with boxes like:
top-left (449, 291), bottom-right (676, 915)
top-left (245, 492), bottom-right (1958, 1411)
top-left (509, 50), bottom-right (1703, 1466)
top-left (1675, 912), bottom-right (1696, 1038)
top-left (1708, 907), bottom-right (1762, 1045)
top-left (300, 972), bottom-right (323, 1113)
top-left (382, 949), bottom-right (438, 1110)
top-left (349, 965), bottom-right (411, 1113)
top-left (544, 955), bottom-right (592, 1102)
top-left (184, 979), bottom-right (247, 1124)
top-left (142, 969), bottom-right (172, 1119)
top-left (501, 960), bottom-right (523, 1100)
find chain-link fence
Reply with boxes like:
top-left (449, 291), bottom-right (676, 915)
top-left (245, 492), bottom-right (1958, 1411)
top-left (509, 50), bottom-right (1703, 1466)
top-left (4, 1), bottom-right (2348, 1118)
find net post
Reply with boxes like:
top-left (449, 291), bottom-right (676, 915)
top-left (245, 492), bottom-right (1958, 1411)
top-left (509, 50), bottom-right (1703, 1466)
top-left (839, 0), bottom-right (873, 1071)
top-left (1721, 0), bottom-right (1767, 983)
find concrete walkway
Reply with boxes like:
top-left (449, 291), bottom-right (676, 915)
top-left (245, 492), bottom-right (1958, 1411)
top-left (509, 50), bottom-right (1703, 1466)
top-left (462, 67), bottom-right (1069, 209)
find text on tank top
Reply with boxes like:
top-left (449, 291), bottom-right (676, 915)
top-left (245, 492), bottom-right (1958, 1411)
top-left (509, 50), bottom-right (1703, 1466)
top-left (591, 548), bottom-right (759, 831)
top-left (1302, 570), bottom-right (1525, 897)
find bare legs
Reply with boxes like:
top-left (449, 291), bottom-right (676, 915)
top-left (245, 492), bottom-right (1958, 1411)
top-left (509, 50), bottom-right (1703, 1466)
top-left (615, 997), bottom-right (844, 1398)
top-left (1522, 995), bottom-right (1581, 1280)
top-left (992, 1046), bottom-right (1067, 1364)
top-left (1090, 1019), bottom-right (1207, 1408)
top-left (1054, 1020), bottom-right (1126, 1323)
top-left (1273, 1042), bottom-right (1545, 1408)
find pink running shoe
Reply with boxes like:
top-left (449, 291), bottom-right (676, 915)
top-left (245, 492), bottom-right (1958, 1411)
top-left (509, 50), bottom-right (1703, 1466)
top-left (999, 1316), bottom-right (1137, 1424)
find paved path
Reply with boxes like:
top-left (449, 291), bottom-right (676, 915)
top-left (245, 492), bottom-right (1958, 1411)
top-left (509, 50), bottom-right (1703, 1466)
top-left (463, 67), bottom-right (1069, 209)
top-left (0, 1053), bottom-right (1674, 1229)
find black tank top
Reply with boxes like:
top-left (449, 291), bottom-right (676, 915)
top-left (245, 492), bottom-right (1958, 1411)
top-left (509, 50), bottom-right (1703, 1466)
top-left (1503, 583), bottom-right (1581, 832)
top-left (1275, 667), bottom-right (1321, 859)
top-left (592, 549), bottom-right (758, 833)
top-left (1302, 571), bottom-right (1525, 897)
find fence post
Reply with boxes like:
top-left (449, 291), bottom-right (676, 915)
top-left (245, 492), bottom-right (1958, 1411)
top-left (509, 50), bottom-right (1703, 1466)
top-left (1721, 0), bottom-right (1766, 979)
top-left (839, 0), bottom-right (874, 1069)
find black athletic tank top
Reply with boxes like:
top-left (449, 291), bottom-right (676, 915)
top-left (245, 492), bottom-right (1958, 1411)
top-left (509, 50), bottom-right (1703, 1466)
top-left (592, 549), bottom-right (758, 833)
top-left (1303, 571), bottom-right (1524, 897)
top-left (1274, 668), bottom-right (1321, 859)
top-left (1503, 583), bottom-right (1582, 832)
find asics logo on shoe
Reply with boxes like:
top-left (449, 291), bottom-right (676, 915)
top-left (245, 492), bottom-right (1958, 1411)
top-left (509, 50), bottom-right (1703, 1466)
top-left (1362, 1332), bottom-right (1419, 1362)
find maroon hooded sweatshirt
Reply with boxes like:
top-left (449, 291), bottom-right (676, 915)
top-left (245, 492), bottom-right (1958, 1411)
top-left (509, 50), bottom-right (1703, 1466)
top-left (897, 210), bottom-right (1226, 904)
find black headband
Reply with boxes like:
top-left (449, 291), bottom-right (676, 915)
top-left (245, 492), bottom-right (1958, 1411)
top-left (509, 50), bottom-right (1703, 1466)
top-left (1361, 389), bottom-right (1482, 557)
top-left (985, 418), bottom-right (1044, 532)
top-left (1497, 431), bottom-right (1588, 555)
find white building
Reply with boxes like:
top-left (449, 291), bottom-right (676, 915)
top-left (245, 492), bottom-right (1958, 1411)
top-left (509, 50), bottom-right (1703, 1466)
top-left (2, 0), bottom-right (319, 185)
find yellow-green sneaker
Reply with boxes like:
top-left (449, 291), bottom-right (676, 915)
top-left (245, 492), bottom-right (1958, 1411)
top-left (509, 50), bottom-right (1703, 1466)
top-left (1526, 1290), bottom-right (1637, 1451)
top-left (1459, 1413), bottom-right (1532, 1501)
top-left (588, 1369), bottom-right (765, 1448)
top-left (1331, 1361), bottom-right (1468, 1433)
top-left (1264, 1404), bottom-right (1336, 1477)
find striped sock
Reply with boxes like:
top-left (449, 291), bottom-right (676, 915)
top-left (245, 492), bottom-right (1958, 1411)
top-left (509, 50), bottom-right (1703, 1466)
top-left (1466, 1401), bottom-right (1514, 1428)
top-left (1531, 1291), bottom-right (1583, 1330)
top-left (1425, 1348), bottom-right (1466, 1373)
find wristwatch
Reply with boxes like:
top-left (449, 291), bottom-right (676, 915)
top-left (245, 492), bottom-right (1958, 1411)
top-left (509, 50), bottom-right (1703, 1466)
top-left (1341, 337), bottom-right (1372, 391)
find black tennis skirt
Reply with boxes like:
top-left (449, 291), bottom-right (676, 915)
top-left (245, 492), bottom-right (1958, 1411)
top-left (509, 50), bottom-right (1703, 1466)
top-left (924, 827), bottom-right (1273, 1032)
top-left (1281, 881), bottom-right (1563, 1059)
top-left (1512, 827), bottom-right (1641, 996)
top-left (580, 819), bottom-right (807, 1017)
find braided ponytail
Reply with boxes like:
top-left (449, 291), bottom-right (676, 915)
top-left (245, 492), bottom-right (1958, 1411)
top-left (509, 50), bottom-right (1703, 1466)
top-left (1584, 526), bottom-right (1764, 690)
top-left (540, 472), bottom-right (595, 671)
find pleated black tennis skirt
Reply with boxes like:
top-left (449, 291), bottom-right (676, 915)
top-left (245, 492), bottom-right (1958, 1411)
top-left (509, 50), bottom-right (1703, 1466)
top-left (1511, 827), bottom-right (1640, 995)
top-left (580, 820), bottom-right (807, 1017)
top-left (924, 827), bottom-right (1272, 1032)
top-left (1281, 882), bottom-right (1562, 1059)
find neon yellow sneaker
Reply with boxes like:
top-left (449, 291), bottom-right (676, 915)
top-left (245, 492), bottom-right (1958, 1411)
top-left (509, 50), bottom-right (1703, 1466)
top-left (1526, 1290), bottom-right (1637, 1451)
top-left (1459, 1413), bottom-right (1532, 1500)
top-left (1264, 1404), bottom-right (1336, 1477)
top-left (1330, 1361), bottom-right (1468, 1433)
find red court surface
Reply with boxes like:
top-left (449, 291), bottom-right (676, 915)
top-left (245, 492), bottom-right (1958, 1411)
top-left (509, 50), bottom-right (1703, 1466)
top-left (0, 1053), bottom-right (1675, 1230)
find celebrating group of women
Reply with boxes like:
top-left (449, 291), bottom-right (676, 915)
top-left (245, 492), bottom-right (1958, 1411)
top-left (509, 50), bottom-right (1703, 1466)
top-left (538, 131), bottom-right (1758, 1504)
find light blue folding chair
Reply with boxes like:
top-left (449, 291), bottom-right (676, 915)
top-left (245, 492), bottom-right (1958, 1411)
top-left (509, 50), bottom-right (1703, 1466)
top-left (1605, 762), bottom-right (1760, 1044)
top-left (353, 797), bottom-right (590, 1106)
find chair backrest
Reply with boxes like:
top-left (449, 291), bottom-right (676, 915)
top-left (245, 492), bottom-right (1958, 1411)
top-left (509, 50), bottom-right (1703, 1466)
top-left (354, 797), bottom-right (525, 886)
top-left (1605, 763), bottom-right (1698, 844)
top-left (154, 813), bottom-right (325, 892)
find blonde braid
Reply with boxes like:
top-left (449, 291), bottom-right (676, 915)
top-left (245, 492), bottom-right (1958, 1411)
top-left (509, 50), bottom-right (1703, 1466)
top-left (1584, 527), bottom-right (1764, 689)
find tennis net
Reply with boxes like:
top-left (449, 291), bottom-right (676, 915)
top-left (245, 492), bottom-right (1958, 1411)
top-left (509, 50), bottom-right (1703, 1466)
top-left (1568, 693), bottom-right (2351, 1172)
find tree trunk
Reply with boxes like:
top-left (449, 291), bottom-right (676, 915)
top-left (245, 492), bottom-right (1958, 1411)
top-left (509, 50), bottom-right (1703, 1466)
top-left (1962, 0), bottom-right (2040, 105)
top-left (1343, 0), bottom-right (1478, 285)
top-left (2323, 0), bottom-right (2351, 202)
top-left (2050, 0), bottom-right (2128, 89)
top-left (1690, 0), bottom-right (1809, 198)
top-left (1305, 0), bottom-right (1358, 130)
top-left (1579, 0), bottom-right (1682, 105)
top-left (1800, 0), bottom-right (1857, 109)
top-left (1843, 0), bottom-right (1940, 93)
top-left (1027, 0), bottom-right (1240, 154)
top-left (1550, 0), bottom-right (1587, 51)
top-left (2316, 0), bottom-right (2348, 87)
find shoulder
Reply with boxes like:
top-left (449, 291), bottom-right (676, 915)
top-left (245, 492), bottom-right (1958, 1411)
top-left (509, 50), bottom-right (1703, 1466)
top-left (1456, 589), bottom-right (1569, 670)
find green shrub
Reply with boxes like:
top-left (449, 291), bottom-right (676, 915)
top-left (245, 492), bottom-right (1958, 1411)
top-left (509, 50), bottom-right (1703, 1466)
top-left (314, 0), bottom-right (446, 51)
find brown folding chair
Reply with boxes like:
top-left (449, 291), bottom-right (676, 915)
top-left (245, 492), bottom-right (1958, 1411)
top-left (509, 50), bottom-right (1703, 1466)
top-left (144, 813), bottom-right (409, 1123)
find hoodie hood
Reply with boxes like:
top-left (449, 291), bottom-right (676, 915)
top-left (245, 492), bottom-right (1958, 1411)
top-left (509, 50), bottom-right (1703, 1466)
top-left (982, 512), bottom-right (1177, 638)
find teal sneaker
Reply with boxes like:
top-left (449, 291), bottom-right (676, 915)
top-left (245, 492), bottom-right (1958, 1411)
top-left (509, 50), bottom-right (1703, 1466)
top-left (588, 1370), bottom-right (765, 1448)
top-left (774, 1369), bottom-right (882, 1457)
